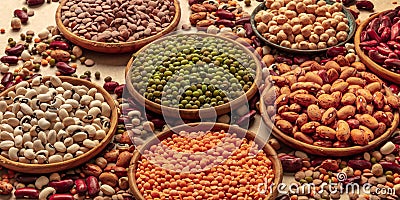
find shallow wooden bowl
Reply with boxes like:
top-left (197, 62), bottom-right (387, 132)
top-left (125, 33), bottom-right (262, 120)
top-left (0, 76), bottom-right (118, 173)
top-left (251, 1), bottom-right (356, 54)
top-left (354, 11), bottom-right (400, 84)
top-left (55, 0), bottom-right (181, 53)
top-left (128, 122), bottom-right (283, 200)
top-left (260, 84), bottom-right (399, 157)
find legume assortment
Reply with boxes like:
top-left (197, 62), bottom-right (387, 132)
top-left (136, 130), bottom-right (275, 199)
top-left (60, 0), bottom-right (176, 43)
top-left (130, 34), bottom-right (257, 109)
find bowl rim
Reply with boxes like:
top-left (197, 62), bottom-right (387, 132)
top-left (0, 76), bottom-right (118, 173)
top-left (354, 11), bottom-right (400, 84)
top-left (259, 83), bottom-right (400, 156)
top-left (250, 1), bottom-right (356, 54)
top-left (125, 32), bottom-right (263, 119)
top-left (55, 0), bottom-right (181, 52)
top-left (128, 122), bottom-right (283, 200)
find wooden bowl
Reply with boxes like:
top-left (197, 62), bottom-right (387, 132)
top-left (354, 11), bottom-right (400, 84)
top-left (260, 84), bottom-right (400, 157)
top-left (251, 1), bottom-right (356, 54)
top-left (55, 0), bottom-right (181, 54)
top-left (0, 76), bottom-right (118, 173)
top-left (128, 122), bottom-right (283, 200)
top-left (125, 33), bottom-right (262, 120)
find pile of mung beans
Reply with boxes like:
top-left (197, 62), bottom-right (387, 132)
top-left (130, 34), bottom-right (257, 109)
top-left (136, 130), bottom-right (275, 199)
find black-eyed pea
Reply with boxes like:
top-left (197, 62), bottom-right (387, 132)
top-left (351, 129), bottom-right (369, 145)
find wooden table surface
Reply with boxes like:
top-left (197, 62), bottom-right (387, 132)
top-left (0, 0), bottom-right (399, 199)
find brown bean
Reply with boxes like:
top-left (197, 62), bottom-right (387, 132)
top-left (356, 96), bottom-right (368, 113)
top-left (307, 104), bottom-right (322, 121)
top-left (300, 122), bottom-right (320, 134)
top-left (365, 82), bottom-right (382, 94)
top-left (373, 92), bottom-right (385, 109)
top-left (373, 111), bottom-right (391, 126)
top-left (82, 163), bottom-right (102, 177)
top-left (387, 96), bottom-right (400, 109)
top-left (275, 94), bottom-right (289, 108)
top-left (359, 125), bottom-right (374, 141)
top-left (276, 120), bottom-right (293, 134)
top-left (374, 122), bottom-right (387, 137)
top-left (305, 72), bottom-right (323, 85)
top-left (337, 105), bottom-right (356, 120)
top-left (326, 68), bottom-right (339, 83)
top-left (321, 108), bottom-right (337, 125)
top-left (324, 61), bottom-right (341, 72)
top-left (359, 114), bottom-right (379, 130)
top-left (293, 94), bottom-right (317, 107)
top-left (339, 68), bottom-right (357, 80)
top-left (281, 112), bottom-right (300, 123)
top-left (313, 140), bottom-right (333, 147)
top-left (116, 151), bottom-right (132, 168)
top-left (316, 126), bottom-right (336, 140)
top-left (336, 120), bottom-right (351, 141)
top-left (347, 119), bottom-right (360, 129)
top-left (351, 129), bottom-right (369, 145)
top-left (99, 172), bottom-right (118, 187)
top-left (294, 132), bottom-right (314, 144)
top-left (348, 85), bottom-right (363, 93)
top-left (291, 82), bottom-right (322, 93)
top-left (341, 93), bottom-right (356, 105)
top-left (296, 113), bottom-right (308, 127)
top-left (318, 94), bottom-right (336, 109)
top-left (289, 103), bottom-right (302, 113)
top-left (331, 82), bottom-right (349, 93)
top-left (346, 77), bottom-right (366, 86)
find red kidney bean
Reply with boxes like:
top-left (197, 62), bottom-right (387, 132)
top-left (275, 56), bottom-right (293, 65)
top-left (215, 19), bottom-right (235, 27)
top-left (26, 0), bottom-right (44, 6)
top-left (279, 155), bottom-right (302, 173)
top-left (390, 84), bottom-right (399, 94)
top-left (5, 81), bottom-right (15, 90)
top-left (318, 70), bottom-right (329, 83)
top-left (1, 72), bottom-right (13, 85)
top-left (368, 50), bottom-right (387, 64)
top-left (50, 41), bottom-right (70, 50)
top-left (244, 23), bottom-right (253, 37)
top-left (377, 46), bottom-right (393, 55)
top-left (1, 56), bottom-right (18, 64)
top-left (384, 59), bottom-right (400, 68)
top-left (14, 9), bottom-right (28, 23)
top-left (236, 110), bottom-right (256, 127)
top-left (56, 62), bottom-right (76, 75)
top-left (389, 52), bottom-right (399, 59)
top-left (395, 36), bottom-right (400, 43)
top-left (366, 29), bottom-right (381, 42)
top-left (326, 46), bottom-right (347, 58)
top-left (342, 0), bottom-right (355, 6)
top-left (14, 188), bottom-right (39, 199)
top-left (252, 37), bottom-right (261, 47)
top-left (381, 27), bottom-right (391, 42)
top-left (343, 176), bottom-right (361, 185)
top-left (379, 16), bottom-right (392, 30)
top-left (103, 81), bottom-right (119, 92)
top-left (75, 179), bottom-right (87, 194)
top-left (388, 41), bottom-right (400, 50)
top-left (215, 9), bottom-right (235, 20)
top-left (114, 84), bottom-right (125, 98)
top-left (48, 194), bottom-right (74, 200)
top-left (356, 0), bottom-right (374, 10)
top-left (392, 135), bottom-right (400, 144)
top-left (236, 17), bottom-right (250, 25)
top-left (320, 58), bottom-right (331, 65)
top-left (348, 160), bottom-right (372, 170)
top-left (48, 179), bottom-right (74, 193)
top-left (362, 46), bottom-right (378, 51)
top-left (311, 157), bottom-right (326, 167)
top-left (151, 118), bottom-right (166, 129)
top-left (349, 8), bottom-right (359, 19)
top-left (16, 175), bottom-right (37, 184)
top-left (361, 31), bottom-right (369, 42)
top-left (380, 161), bottom-right (400, 173)
top-left (293, 55), bottom-right (309, 65)
top-left (367, 18), bottom-right (380, 32)
top-left (394, 17), bottom-right (400, 24)
top-left (5, 44), bottom-right (25, 56)
top-left (391, 22), bottom-right (400, 41)
top-left (360, 40), bottom-right (378, 47)
top-left (383, 10), bottom-right (397, 20)
top-left (86, 176), bottom-right (100, 197)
